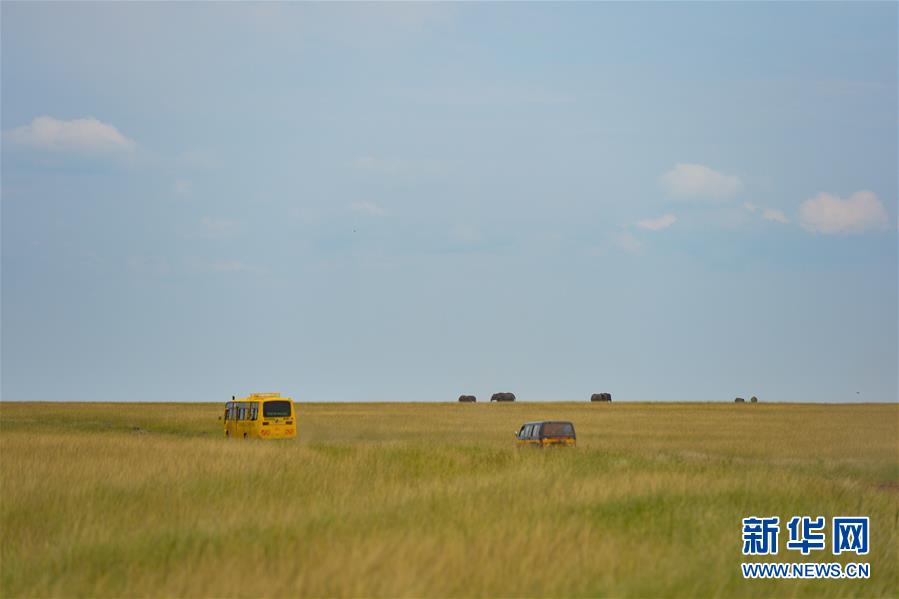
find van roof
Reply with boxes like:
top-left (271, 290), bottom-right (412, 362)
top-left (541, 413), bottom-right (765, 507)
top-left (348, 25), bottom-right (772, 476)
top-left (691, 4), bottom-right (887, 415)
top-left (522, 420), bottom-right (574, 426)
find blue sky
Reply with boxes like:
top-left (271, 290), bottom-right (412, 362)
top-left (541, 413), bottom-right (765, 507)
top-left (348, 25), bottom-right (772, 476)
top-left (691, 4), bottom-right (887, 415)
top-left (2, 2), bottom-right (896, 403)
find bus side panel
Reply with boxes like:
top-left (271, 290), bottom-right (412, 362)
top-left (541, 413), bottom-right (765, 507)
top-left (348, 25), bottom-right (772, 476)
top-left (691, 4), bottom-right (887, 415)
top-left (250, 417), bottom-right (263, 439)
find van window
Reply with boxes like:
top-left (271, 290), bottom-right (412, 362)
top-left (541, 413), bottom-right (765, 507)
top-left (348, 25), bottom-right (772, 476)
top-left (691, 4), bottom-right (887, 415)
top-left (263, 400), bottom-right (292, 418)
top-left (543, 422), bottom-right (574, 437)
top-left (531, 424), bottom-right (542, 439)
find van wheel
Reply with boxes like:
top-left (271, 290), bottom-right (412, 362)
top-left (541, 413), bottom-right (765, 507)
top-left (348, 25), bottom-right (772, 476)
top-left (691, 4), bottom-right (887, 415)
top-left (243, 433), bottom-right (248, 439)
top-left (225, 430), bottom-right (230, 438)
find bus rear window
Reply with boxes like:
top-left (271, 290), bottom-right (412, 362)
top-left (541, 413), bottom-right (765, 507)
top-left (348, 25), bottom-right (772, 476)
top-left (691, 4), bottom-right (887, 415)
top-left (263, 400), bottom-right (292, 418)
top-left (542, 422), bottom-right (574, 437)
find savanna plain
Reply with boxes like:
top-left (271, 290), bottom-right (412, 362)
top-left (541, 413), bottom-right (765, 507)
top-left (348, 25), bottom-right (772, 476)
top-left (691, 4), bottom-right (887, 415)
top-left (1, 401), bottom-right (897, 598)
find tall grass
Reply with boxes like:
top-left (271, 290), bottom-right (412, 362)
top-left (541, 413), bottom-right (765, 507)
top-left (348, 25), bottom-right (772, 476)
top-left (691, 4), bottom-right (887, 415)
top-left (1, 402), bottom-right (896, 597)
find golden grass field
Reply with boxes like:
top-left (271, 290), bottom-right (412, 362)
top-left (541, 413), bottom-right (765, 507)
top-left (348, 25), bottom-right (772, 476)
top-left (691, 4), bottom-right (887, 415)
top-left (1, 401), bottom-right (897, 598)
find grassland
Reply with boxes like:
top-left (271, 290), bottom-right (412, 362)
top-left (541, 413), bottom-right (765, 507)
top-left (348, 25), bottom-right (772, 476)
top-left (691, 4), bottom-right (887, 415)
top-left (1, 401), bottom-right (897, 598)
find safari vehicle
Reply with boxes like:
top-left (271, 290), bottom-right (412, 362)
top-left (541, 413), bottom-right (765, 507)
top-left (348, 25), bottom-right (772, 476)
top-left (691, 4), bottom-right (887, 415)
top-left (222, 392), bottom-right (296, 439)
top-left (515, 421), bottom-right (576, 447)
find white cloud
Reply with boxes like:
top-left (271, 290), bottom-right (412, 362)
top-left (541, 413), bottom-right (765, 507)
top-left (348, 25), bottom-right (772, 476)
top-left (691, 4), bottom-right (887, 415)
top-left (350, 201), bottom-right (385, 216)
top-left (5, 116), bottom-right (135, 154)
top-left (611, 231), bottom-right (643, 254)
top-left (744, 202), bottom-right (790, 224)
top-left (661, 163), bottom-right (743, 200)
top-left (636, 214), bottom-right (677, 231)
top-left (762, 208), bottom-right (790, 224)
top-left (799, 191), bottom-right (890, 234)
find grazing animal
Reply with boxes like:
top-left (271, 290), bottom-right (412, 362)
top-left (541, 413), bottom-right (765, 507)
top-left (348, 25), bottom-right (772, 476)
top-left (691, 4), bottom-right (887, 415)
top-left (591, 393), bottom-right (612, 402)
top-left (490, 392), bottom-right (516, 402)
top-left (458, 395), bottom-right (476, 402)
top-left (735, 397), bottom-right (746, 403)
top-left (750, 396), bottom-right (758, 403)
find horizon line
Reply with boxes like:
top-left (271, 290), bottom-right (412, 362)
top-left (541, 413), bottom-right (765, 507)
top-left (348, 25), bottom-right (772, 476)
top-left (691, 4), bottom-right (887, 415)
top-left (1, 399), bottom-right (895, 406)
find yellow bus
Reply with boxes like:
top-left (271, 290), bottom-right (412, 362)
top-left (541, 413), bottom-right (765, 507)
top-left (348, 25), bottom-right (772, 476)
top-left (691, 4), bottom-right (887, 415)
top-left (223, 393), bottom-right (296, 439)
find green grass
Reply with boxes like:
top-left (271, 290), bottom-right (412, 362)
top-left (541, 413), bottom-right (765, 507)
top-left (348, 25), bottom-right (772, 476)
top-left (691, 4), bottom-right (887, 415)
top-left (1, 401), bottom-right (897, 598)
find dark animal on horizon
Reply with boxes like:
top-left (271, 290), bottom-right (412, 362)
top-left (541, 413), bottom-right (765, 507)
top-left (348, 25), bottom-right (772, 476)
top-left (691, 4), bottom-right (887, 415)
top-left (458, 395), bottom-right (477, 402)
top-left (735, 397), bottom-right (746, 403)
top-left (490, 392), bottom-right (516, 402)
top-left (591, 393), bottom-right (612, 402)
top-left (750, 396), bottom-right (758, 403)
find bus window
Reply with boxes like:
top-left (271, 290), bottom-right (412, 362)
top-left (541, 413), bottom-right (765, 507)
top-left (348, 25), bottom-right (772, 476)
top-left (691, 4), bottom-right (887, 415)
top-left (263, 400), bottom-right (291, 418)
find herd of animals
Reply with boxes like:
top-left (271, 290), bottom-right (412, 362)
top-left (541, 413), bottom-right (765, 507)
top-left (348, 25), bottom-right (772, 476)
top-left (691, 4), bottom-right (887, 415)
top-left (458, 392), bottom-right (613, 403)
top-left (458, 393), bottom-right (761, 403)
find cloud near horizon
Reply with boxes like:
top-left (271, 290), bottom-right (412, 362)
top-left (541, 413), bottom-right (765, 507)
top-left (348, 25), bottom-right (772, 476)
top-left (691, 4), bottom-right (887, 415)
top-left (636, 214), bottom-right (677, 231)
top-left (799, 191), bottom-right (890, 234)
top-left (744, 202), bottom-right (790, 224)
top-left (4, 116), bottom-right (136, 155)
top-left (661, 163), bottom-right (743, 200)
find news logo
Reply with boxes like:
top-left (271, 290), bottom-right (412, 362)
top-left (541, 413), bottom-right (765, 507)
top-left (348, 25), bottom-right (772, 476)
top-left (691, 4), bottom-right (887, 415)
top-left (833, 517), bottom-right (869, 556)
top-left (741, 516), bottom-right (780, 555)
top-left (786, 516), bottom-right (826, 555)
top-left (741, 515), bottom-right (871, 579)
